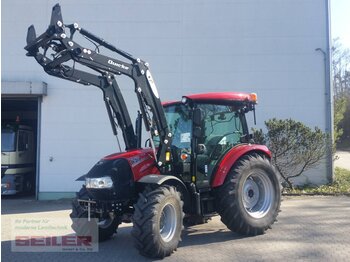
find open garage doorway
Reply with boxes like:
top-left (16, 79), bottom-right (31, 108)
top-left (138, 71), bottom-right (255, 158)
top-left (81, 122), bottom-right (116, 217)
top-left (1, 97), bottom-right (40, 199)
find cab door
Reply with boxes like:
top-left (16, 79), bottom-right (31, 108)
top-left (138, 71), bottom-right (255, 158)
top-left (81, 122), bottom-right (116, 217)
top-left (195, 104), bottom-right (245, 188)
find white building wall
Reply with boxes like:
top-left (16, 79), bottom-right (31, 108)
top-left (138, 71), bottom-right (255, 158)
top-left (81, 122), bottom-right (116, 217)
top-left (1, 0), bottom-right (331, 198)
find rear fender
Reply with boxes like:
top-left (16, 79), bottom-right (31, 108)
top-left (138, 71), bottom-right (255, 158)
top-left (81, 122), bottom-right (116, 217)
top-left (211, 144), bottom-right (271, 188)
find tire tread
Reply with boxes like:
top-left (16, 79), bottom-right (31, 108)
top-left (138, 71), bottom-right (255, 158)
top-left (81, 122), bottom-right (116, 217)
top-left (216, 155), bottom-right (281, 236)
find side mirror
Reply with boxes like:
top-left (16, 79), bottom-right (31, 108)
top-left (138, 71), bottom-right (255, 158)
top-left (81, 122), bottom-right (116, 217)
top-left (193, 108), bottom-right (202, 127)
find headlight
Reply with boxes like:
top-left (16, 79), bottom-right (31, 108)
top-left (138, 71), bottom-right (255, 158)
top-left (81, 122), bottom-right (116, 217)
top-left (85, 177), bottom-right (113, 189)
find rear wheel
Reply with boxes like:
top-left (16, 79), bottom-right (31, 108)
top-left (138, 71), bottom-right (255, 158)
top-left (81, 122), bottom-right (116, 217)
top-left (216, 155), bottom-right (281, 235)
top-left (132, 186), bottom-right (184, 258)
top-left (70, 188), bottom-right (120, 242)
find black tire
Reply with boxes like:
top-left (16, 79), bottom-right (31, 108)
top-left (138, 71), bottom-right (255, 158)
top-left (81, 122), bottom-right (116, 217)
top-left (23, 173), bottom-right (35, 195)
top-left (24, 178), bottom-right (33, 193)
top-left (132, 186), bottom-right (184, 258)
top-left (70, 188), bottom-right (120, 242)
top-left (216, 155), bottom-right (281, 235)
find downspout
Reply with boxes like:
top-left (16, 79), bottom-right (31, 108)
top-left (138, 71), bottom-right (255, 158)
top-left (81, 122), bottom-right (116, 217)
top-left (315, 0), bottom-right (334, 183)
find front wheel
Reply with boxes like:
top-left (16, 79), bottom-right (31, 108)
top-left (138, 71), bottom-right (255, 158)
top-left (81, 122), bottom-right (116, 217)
top-left (216, 155), bottom-right (281, 235)
top-left (132, 186), bottom-right (184, 258)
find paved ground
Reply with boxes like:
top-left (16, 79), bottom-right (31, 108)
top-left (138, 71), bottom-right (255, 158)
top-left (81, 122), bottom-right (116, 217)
top-left (335, 151), bottom-right (350, 170)
top-left (2, 196), bottom-right (350, 262)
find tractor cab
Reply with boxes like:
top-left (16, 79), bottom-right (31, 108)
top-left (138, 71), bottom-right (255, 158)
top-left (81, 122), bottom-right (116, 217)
top-left (161, 92), bottom-right (257, 188)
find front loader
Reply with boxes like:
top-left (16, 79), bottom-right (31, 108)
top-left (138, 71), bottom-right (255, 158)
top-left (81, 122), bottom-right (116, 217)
top-left (25, 4), bottom-right (281, 258)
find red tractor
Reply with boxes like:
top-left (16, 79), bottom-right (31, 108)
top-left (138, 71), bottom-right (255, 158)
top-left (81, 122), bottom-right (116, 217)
top-left (25, 4), bottom-right (281, 258)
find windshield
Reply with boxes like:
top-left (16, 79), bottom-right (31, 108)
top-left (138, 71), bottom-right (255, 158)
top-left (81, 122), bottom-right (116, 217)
top-left (2, 129), bottom-right (16, 152)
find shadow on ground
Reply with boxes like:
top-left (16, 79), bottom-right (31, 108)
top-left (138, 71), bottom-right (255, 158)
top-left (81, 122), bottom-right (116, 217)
top-left (1, 223), bottom-right (247, 262)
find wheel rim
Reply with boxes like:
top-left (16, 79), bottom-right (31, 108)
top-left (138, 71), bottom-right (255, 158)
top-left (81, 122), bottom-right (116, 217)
top-left (242, 171), bottom-right (275, 219)
top-left (159, 203), bottom-right (177, 242)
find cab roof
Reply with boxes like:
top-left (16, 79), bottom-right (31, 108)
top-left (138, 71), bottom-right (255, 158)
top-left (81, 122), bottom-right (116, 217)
top-left (162, 92), bottom-right (257, 106)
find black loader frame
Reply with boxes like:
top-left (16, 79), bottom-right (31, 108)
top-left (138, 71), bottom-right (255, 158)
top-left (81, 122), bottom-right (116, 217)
top-left (25, 4), bottom-right (172, 168)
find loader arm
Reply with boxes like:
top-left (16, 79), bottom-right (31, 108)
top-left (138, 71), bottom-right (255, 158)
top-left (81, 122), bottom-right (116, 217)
top-left (24, 4), bottom-right (172, 167)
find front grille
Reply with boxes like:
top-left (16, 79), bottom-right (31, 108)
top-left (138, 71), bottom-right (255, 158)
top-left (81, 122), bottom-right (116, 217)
top-left (78, 199), bottom-right (98, 211)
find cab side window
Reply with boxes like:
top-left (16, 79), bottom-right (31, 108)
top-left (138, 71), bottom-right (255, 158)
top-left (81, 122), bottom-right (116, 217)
top-left (201, 104), bottom-right (243, 152)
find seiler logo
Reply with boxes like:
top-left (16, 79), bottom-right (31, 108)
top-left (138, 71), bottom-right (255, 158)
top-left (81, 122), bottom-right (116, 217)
top-left (107, 59), bottom-right (129, 70)
top-left (15, 236), bottom-right (92, 247)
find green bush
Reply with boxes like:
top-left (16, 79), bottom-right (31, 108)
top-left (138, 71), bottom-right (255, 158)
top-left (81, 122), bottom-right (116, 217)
top-left (334, 96), bottom-right (348, 144)
top-left (253, 118), bottom-right (329, 189)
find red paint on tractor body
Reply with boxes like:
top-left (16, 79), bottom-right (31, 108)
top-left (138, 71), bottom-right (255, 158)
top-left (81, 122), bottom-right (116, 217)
top-left (211, 144), bottom-right (272, 188)
top-left (103, 149), bottom-right (160, 181)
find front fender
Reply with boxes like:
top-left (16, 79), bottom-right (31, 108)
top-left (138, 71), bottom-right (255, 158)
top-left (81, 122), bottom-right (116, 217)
top-left (137, 174), bottom-right (190, 213)
top-left (137, 174), bottom-right (182, 185)
top-left (211, 144), bottom-right (271, 188)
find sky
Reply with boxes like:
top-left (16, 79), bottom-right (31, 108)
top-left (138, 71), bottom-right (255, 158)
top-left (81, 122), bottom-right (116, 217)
top-left (331, 0), bottom-right (350, 48)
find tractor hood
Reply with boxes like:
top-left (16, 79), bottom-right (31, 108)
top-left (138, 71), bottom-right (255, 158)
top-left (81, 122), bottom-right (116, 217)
top-left (102, 148), bottom-right (160, 181)
top-left (77, 148), bottom-right (160, 182)
top-left (78, 148), bottom-right (160, 200)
